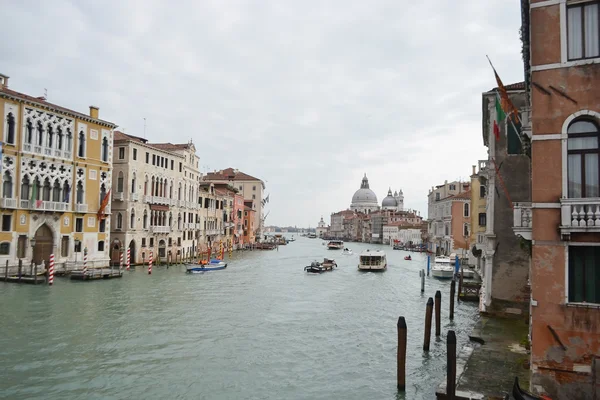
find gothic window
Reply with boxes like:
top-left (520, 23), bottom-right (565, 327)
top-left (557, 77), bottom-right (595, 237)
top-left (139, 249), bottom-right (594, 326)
top-left (463, 203), bottom-right (470, 217)
top-left (130, 209), bottom-right (135, 229)
top-left (37, 121), bottom-right (44, 146)
top-left (169, 182), bottom-right (173, 198)
top-left (26, 119), bottom-right (33, 144)
top-left (178, 184), bottom-right (182, 200)
top-left (117, 213), bottom-right (123, 229)
top-left (47, 125), bottom-right (54, 148)
top-left (52, 180), bottom-right (61, 202)
top-left (144, 176), bottom-right (148, 195)
top-left (6, 113), bottom-right (15, 144)
top-left (57, 127), bottom-right (63, 150)
top-left (169, 213), bottom-right (172, 227)
top-left (21, 175), bottom-right (30, 200)
top-left (66, 128), bottom-right (72, 151)
top-left (178, 214), bottom-right (181, 230)
top-left (143, 210), bottom-right (148, 229)
top-left (3, 172), bottom-right (12, 198)
top-left (78, 130), bottom-right (85, 157)
top-left (101, 137), bottom-right (109, 162)
top-left (568, 119), bottom-right (600, 198)
top-left (117, 171), bottom-right (124, 193)
top-left (62, 182), bottom-right (70, 203)
top-left (76, 181), bottom-right (84, 204)
top-left (131, 173), bottom-right (136, 194)
top-left (42, 178), bottom-right (51, 201)
top-left (151, 177), bottom-right (155, 195)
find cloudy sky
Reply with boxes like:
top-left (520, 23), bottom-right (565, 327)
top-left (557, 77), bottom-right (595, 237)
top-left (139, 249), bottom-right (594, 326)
top-left (2, 0), bottom-right (524, 228)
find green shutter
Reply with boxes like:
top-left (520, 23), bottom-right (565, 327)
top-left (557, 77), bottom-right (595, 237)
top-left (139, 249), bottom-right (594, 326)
top-left (507, 118), bottom-right (522, 155)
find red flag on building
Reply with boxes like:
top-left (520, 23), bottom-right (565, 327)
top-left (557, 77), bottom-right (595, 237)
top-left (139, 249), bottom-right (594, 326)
top-left (97, 189), bottom-right (111, 220)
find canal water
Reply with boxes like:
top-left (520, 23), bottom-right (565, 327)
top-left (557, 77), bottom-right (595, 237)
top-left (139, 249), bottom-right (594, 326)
top-left (0, 237), bottom-right (478, 400)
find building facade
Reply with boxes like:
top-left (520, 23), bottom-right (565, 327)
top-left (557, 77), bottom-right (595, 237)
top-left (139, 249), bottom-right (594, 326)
top-left (469, 163), bottom-right (488, 268)
top-left (315, 216), bottom-right (328, 238)
top-left (427, 181), bottom-right (471, 255)
top-left (521, 1), bottom-right (600, 397)
top-left (0, 75), bottom-right (117, 269)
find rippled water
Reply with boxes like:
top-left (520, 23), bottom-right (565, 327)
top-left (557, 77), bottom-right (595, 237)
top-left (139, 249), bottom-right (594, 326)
top-left (0, 237), bottom-right (478, 399)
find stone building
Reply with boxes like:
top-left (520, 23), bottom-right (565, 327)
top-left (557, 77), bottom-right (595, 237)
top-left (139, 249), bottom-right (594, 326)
top-left (110, 131), bottom-right (222, 264)
top-left (521, 0), bottom-right (600, 397)
top-left (315, 216), bottom-right (328, 238)
top-left (0, 74), bottom-right (117, 269)
top-left (350, 174), bottom-right (379, 214)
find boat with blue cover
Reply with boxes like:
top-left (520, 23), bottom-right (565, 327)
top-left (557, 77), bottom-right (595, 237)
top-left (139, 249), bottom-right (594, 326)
top-left (186, 259), bottom-right (228, 273)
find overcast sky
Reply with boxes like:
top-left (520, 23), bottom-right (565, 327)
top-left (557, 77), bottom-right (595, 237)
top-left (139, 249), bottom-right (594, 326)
top-left (1, 0), bottom-right (524, 228)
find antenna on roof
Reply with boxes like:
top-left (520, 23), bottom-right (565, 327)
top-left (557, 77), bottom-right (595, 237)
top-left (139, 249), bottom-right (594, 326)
top-left (143, 118), bottom-right (146, 138)
top-left (44, 88), bottom-right (48, 99)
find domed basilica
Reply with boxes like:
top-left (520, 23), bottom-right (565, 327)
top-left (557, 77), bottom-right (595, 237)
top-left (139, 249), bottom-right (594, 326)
top-left (350, 174), bottom-right (404, 213)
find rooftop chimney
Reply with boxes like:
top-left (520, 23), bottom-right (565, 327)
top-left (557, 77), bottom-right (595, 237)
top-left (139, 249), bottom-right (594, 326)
top-left (89, 106), bottom-right (99, 119)
top-left (0, 74), bottom-right (9, 89)
top-left (472, 165), bottom-right (476, 175)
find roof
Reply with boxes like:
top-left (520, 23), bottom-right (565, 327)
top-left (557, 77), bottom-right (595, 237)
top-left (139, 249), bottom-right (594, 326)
top-left (113, 130), bottom-right (147, 143)
top-left (450, 190), bottom-right (472, 200)
top-left (0, 86), bottom-right (117, 128)
top-left (204, 167), bottom-right (261, 182)
top-left (487, 81), bottom-right (525, 93)
top-left (149, 143), bottom-right (192, 151)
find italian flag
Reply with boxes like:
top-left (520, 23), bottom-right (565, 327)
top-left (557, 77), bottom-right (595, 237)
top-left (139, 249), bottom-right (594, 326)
top-left (493, 91), bottom-right (505, 141)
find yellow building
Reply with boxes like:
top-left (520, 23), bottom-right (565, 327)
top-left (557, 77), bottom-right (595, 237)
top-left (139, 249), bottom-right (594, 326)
top-left (469, 162), bottom-right (488, 268)
top-left (0, 74), bottom-right (117, 269)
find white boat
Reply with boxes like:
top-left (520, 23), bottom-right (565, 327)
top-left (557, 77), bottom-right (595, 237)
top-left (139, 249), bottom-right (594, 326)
top-left (358, 249), bottom-right (387, 272)
top-left (461, 268), bottom-right (475, 279)
top-left (327, 240), bottom-right (344, 250)
top-left (431, 256), bottom-right (455, 279)
top-left (342, 248), bottom-right (353, 255)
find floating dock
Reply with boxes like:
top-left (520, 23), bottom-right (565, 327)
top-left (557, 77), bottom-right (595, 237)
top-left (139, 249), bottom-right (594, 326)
top-left (70, 269), bottom-right (123, 281)
top-left (0, 274), bottom-right (47, 284)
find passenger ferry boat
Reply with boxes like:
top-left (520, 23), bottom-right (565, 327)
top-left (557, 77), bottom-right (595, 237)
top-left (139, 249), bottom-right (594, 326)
top-left (327, 240), bottom-right (344, 250)
top-left (431, 256), bottom-right (454, 279)
top-left (358, 249), bottom-right (387, 271)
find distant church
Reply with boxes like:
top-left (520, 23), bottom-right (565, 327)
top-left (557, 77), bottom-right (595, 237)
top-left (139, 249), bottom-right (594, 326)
top-left (349, 174), bottom-right (404, 213)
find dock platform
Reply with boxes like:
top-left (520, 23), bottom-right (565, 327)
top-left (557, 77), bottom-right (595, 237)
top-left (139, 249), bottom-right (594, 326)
top-left (0, 274), bottom-right (47, 284)
top-left (70, 269), bottom-right (123, 281)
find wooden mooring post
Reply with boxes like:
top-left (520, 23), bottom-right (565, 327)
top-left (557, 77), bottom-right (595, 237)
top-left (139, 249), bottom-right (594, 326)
top-left (18, 260), bottom-right (22, 282)
top-left (397, 316), bottom-right (407, 391)
top-left (435, 290), bottom-right (441, 336)
top-left (450, 280), bottom-right (456, 321)
top-left (34, 263), bottom-right (38, 284)
top-left (4, 260), bottom-right (8, 280)
top-left (447, 330), bottom-right (457, 399)
top-left (420, 269), bottom-right (425, 293)
top-left (423, 297), bottom-right (433, 351)
top-left (457, 266), bottom-right (463, 302)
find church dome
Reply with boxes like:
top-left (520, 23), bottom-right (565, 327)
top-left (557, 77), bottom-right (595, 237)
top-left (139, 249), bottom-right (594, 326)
top-left (382, 188), bottom-right (397, 208)
top-left (351, 174), bottom-right (379, 209)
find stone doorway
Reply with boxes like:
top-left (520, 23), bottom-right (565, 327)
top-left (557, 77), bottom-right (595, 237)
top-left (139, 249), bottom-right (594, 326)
top-left (33, 224), bottom-right (53, 266)
top-left (111, 239), bottom-right (122, 266)
top-left (128, 240), bottom-right (136, 264)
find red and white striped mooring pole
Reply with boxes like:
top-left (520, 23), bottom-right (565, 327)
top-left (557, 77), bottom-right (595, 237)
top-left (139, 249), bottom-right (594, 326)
top-left (119, 252), bottom-right (123, 270)
top-left (126, 248), bottom-right (130, 271)
top-left (83, 248), bottom-right (88, 276)
top-left (48, 254), bottom-right (55, 286)
top-left (148, 251), bottom-right (153, 275)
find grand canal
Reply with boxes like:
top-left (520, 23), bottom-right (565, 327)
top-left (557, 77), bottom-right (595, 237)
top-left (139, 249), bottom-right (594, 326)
top-left (0, 237), bottom-right (478, 399)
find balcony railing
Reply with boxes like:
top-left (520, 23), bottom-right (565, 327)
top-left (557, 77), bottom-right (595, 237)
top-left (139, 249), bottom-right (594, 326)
top-left (513, 202), bottom-right (532, 240)
top-left (561, 198), bottom-right (600, 235)
top-left (131, 193), bottom-right (139, 202)
top-left (22, 142), bottom-right (73, 160)
top-left (151, 226), bottom-right (171, 234)
top-left (19, 200), bottom-right (70, 212)
top-left (74, 203), bottom-right (88, 213)
top-left (114, 192), bottom-right (124, 201)
top-left (206, 229), bottom-right (220, 235)
top-left (0, 198), bottom-right (17, 209)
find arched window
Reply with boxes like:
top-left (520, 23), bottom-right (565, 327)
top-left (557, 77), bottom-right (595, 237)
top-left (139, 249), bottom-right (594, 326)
top-left (101, 137), bottom-right (109, 162)
top-left (26, 119), bottom-right (33, 144)
top-left (47, 125), bottom-right (54, 148)
top-left (169, 213), bottom-right (172, 227)
top-left (66, 128), bottom-right (72, 151)
top-left (480, 185), bottom-right (486, 198)
top-left (20, 175), bottom-right (30, 200)
top-left (57, 127), bottom-right (63, 150)
top-left (52, 180), bottom-right (61, 202)
top-left (131, 173), bottom-right (136, 194)
top-left (117, 212), bottom-right (123, 229)
top-left (178, 184), bottom-right (182, 200)
top-left (151, 177), bottom-right (155, 195)
top-left (463, 203), bottom-right (469, 217)
top-left (178, 214), bottom-right (181, 230)
top-left (169, 182), bottom-right (173, 198)
top-left (42, 178), bottom-right (51, 201)
top-left (117, 171), bottom-right (124, 193)
top-left (37, 121), bottom-right (44, 146)
top-left (567, 119), bottom-right (600, 198)
top-left (3, 172), bottom-right (12, 198)
top-left (130, 209), bottom-right (135, 229)
top-left (463, 223), bottom-right (469, 237)
top-left (78, 130), bottom-right (85, 157)
top-left (144, 176), bottom-right (148, 195)
top-left (6, 113), bottom-right (15, 144)
top-left (62, 182), bottom-right (70, 203)
top-left (76, 181), bottom-right (84, 204)
top-left (143, 210), bottom-right (148, 229)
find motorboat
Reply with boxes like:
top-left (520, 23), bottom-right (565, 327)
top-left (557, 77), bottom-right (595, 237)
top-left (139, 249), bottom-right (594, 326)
top-left (393, 245), bottom-right (403, 250)
top-left (307, 233), bottom-right (317, 238)
top-left (304, 259), bottom-right (336, 273)
top-left (342, 248), bottom-right (353, 255)
top-left (431, 256), bottom-right (454, 279)
top-left (460, 267), bottom-right (475, 279)
top-left (186, 258), bottom-right (228, 273)
top-left (327, 240), bottom-right (344, 250)
top-left (513, 377), bottom-right (547, 400)
top-left (321, 258), bottom-right (337, 269)
top-left (404, 255), bottom-right (412, 261)
top-left (358, 249), bottom-right (387, 272)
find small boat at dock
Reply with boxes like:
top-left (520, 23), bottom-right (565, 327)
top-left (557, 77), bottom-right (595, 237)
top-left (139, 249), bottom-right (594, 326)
top-left (431, 256), bottom-right (454, 279)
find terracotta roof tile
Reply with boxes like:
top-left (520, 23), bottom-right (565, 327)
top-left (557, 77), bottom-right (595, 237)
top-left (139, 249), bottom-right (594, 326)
top-left (149, 143), bottom-right (191, 151)
top-left (113, 130), bottom-right (147, 143)
top-left (450, 190), bottom-right (471, 200)
top-left (204, 167), bottom-right (261, 182)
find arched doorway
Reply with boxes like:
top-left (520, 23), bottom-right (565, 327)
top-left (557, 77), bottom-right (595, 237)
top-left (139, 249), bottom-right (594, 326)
top-left (158, 240), bottom-right (166, 261)
top-left (111, 239), bottom-right (122, 266)
top-left (128, 240), bottom-right (136, 264)
top-left (33, 224), bottom-right (53, 265)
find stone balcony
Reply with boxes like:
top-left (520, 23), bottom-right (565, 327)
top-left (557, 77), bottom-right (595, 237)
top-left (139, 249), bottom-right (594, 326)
top-left (513, 202), bottom-right (532, 240)
top-left (19, 200), bottom-right (69, 212)
top-left (74, 203), bottom-right (88, 213)
top-left (206, 229), bottom-right (220, 236)
top-left (560, 198), bottom-right (600, 237)
top-left (0, 198), bottom-right (17, 209)
top-left (144, 195), bottom-right (171, 206)
top-left (114, 192), bottom-right (124, 201)
top-left (23, 143), bottom-right (72, 160)
top-left (151, 226), bottom-right (171, 234)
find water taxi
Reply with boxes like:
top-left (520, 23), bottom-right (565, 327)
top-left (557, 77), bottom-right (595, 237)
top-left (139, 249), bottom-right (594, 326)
top-left (358, 249), bottom-right (387, 271)
top-left (327, 240), bottom-right (344, 250)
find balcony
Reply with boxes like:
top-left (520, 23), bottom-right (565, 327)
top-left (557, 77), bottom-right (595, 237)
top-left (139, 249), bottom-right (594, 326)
top-left (513, 202), bottom-right (532, 240)
top-left (478, 159), bottom-right (489, 177)
top-left (0, 198), bottom-right (17, 209)
top-left (74, 203), bottom-right (88, 213)
top-left (206, 229), bottom-right (220, 236)
top-left (114, 192), bottom-right (124, 201)
top-left (151, 226), bottom-right (171, 234)
top-left (22, 142), bottom-right (73, 160)
top-left (143, 195), bottom-right (171, 205)
top-left (20, 200), bottom-right (70, 212)
top-left (560, 198), bottom-right (600, 236)
top-left (131, 193), bottom-right (139, 202)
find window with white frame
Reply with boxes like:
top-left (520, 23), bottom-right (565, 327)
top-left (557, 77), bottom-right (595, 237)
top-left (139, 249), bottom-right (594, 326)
top-left (567, 119), bottom-right (600, 198)
top-left (463, 202), bottom-right (470, 217)
top-left (567, 2), bottom-right (600, 61)
top-left (568, 246), bottom-right (599, 303)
